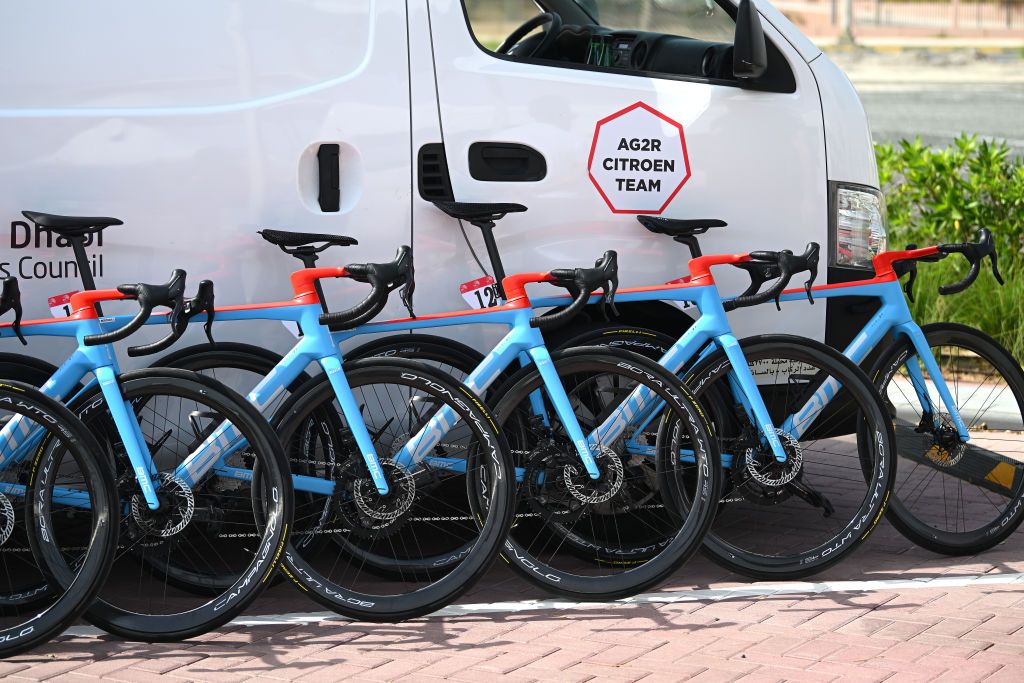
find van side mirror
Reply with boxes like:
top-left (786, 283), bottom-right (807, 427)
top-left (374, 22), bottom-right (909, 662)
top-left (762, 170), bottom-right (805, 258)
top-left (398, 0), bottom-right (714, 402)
top-left (733, 0), bottom-right (767, 80)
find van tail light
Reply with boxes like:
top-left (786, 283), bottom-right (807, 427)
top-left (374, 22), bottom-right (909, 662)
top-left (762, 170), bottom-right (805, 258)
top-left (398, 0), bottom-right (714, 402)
top-left (829, 182), bottom-right (889, 270)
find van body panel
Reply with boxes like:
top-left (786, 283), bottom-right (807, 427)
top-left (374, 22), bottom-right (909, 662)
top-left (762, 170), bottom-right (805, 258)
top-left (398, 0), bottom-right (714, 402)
top-left (1, 0), bottom-right (414, 359)
top-left (810, 55), bottom-right (881, 188)
top-left (423, 0), bottom-right (827, 342)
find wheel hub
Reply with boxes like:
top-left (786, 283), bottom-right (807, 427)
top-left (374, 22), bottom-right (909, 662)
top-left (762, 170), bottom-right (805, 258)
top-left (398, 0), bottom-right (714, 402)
top-left (925, 413), bottom-right (967, 468)
top-left (130, 473), bottom-right (195, 539)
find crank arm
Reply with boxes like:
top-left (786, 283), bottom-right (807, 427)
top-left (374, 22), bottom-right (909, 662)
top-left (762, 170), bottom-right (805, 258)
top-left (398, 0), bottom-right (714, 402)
top-left (786, 478), bottom-right (835, 517)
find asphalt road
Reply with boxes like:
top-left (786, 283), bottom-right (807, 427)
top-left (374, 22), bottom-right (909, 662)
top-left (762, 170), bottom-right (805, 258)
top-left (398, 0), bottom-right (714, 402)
top-left (856, 82), bottom-right (1024, 154)
top-left (833, 53), bottom-right (1024, 154)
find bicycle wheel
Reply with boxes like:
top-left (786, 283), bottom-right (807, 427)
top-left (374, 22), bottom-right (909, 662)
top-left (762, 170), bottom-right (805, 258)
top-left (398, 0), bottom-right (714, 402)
top-left (348, 334), bottom-right (485, 383)
top-left (273, 357), bottom-right (514, 621)
top-left (677, 335), bottom-right (895, 579)
top-left (868, 322), bottom-right (1024, 555)
top-left (0, 381), bottom-right (117, 657)
top-left (493, 347), bottom-right (721, 600)
top-left (39, 368), bottom-right (292, 642)
top-left (558, 324), bottom-right (677, 362)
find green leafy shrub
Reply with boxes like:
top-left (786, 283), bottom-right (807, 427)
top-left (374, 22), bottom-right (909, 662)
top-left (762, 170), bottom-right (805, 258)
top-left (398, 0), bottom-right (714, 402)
top-left (875, 134), bottom-right (1024, 357)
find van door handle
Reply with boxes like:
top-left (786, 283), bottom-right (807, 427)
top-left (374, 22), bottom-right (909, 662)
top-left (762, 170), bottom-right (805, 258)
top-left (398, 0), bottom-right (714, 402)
top-left (468, 143), bottom-right (546, 182)
top-left (317, 144), bottom-right (340, 212)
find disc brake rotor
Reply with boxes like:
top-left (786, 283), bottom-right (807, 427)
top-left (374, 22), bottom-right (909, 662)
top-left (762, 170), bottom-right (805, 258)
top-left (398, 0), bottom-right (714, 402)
top-left (524, 444), bottom-right (625, 524)
top-left (728, 430), bottom-right (804, 505)
top-left (130, 473), bottom-right (195, 539)
top-left (563, 446), bottom-right (625, 504)
top-left (336, 460), bottom-right (416, 539)
top-left (0, 492), bottom-right (14, 546)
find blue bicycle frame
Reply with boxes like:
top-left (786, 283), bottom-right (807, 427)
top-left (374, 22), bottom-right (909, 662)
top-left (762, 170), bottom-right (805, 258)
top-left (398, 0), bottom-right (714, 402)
top-left (153, 290), bottom-right (652, 496)
top-left (147, 258), bottom-right (795, 487)
top-left (0, 314), bottom-right (169, 510)
top-left (528, 263), bottom-right (972, 470)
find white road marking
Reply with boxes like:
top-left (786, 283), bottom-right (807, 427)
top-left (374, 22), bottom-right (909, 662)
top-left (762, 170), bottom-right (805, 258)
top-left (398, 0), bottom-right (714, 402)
top-left (63, 571), bottom-right (1024, 638)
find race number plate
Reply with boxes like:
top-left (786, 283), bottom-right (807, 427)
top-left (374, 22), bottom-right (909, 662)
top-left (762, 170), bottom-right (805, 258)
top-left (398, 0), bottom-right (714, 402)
top-left (48, 291), bottom-right (78, 318)
top-left (460, 276), bottom-right (500, 309)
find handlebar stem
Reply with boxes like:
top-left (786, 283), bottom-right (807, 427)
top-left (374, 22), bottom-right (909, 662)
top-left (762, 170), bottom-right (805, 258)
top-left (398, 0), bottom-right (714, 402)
top-left (688, 253), bottom-right (752, 282)
top-left (69, 289), bottom-right (131, 318)
top-left (872, 245), bottom-right (941, 278)
top-left (290, 267), bottom-right (348, 301)
top-left (501, 272), bottom-right (556, 305)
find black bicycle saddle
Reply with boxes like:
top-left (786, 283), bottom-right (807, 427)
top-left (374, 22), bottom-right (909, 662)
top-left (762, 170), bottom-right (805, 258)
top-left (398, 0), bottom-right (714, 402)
top-left (432, 201), bottom-right (527, 227)
top-left (637, 216), bottom-right (727, 239)
top-left (258, 229), bottom-right (358, 249)
top-left (22, 210), bottom-right (123, 239)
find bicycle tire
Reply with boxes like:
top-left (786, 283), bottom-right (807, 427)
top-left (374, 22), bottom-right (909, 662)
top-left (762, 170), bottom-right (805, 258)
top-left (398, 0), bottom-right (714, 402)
top-left (492, 346), bottom-right (721, 600)
top-left (153, 342), bottom-right (312, 416)
top-left (868, 322), bottom-right (1024, 555)
top-left (45, 368), bottom-right (293, 642)
top-left (0, 381), bottom-right (117, 658)
top-left (557, 325), bottom-right (677, 362)
top-left (677, 335), bottom-right (895, 579)
top-left (159, 338), bottom-right (487, 582)
top-left (348, 334), bottom-right (485, 380)
top-left (272, 357), bottom-right (514, 621)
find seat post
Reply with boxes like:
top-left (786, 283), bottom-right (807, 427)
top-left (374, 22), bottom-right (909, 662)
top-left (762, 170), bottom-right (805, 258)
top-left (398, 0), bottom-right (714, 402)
top-left (68, 234), bottom-right (102, 315)
top-left (676, 235), bottom-right (703, 260)
top-left (472, 220), bottom-right (507, 300)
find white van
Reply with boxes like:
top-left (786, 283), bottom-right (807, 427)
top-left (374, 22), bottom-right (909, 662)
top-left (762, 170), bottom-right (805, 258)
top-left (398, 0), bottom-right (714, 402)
top-left (1, 0), bottom-right (888, 361)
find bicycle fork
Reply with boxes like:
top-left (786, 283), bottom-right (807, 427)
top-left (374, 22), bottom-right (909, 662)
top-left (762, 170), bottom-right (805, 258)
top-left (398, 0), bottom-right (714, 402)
top-left (94, 364), bottom-right (163, 510)
top-left (895, 322), bottom-right (970, 441)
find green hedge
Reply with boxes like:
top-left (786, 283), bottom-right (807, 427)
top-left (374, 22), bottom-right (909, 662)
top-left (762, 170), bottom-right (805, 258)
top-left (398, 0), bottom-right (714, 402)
top-left (875, 134), bottom-right (1024, 357)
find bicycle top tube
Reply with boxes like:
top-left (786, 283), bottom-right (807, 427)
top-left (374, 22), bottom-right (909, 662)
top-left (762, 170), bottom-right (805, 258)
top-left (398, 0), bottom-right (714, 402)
top-left (0, 287), bottom-right (143, 341)
top-left (23, 264), bottom-right (589, 339)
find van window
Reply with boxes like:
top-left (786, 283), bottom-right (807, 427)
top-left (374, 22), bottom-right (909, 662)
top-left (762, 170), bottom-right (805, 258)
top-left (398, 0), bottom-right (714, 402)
top-left (579, 0), bottom-right (735, 43)
top-left (461, 0), bottom-right (738, 82)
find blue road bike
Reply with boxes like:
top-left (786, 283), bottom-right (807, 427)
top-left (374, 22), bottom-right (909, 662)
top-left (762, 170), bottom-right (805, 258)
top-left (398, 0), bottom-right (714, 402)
top-left (0, 212), bottom-right (293, 643)
top-left (561, 218), bottom-right (1022, 561)
top-left (326, 203), bottom-right (898, 580)
top-left (0, 280), bottom-right (119, 658)
top-left (151, 225), bottom-right (720, 607)
top-left (155, 201), bottom-right (893, 588)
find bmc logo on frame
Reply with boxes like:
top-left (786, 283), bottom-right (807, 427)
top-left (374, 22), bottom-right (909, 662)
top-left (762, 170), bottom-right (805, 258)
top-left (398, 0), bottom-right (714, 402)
top-left (587, 101), bottom-right (691, 215)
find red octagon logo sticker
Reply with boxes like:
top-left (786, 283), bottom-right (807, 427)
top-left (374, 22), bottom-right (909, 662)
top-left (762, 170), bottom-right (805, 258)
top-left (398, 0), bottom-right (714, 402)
top-left (587, 101), bottom-right (691, 215)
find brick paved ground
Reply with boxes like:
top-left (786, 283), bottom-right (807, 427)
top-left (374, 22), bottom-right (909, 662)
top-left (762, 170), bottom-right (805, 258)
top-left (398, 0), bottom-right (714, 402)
top-left (5, 517), bottom-right (1024, 682)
